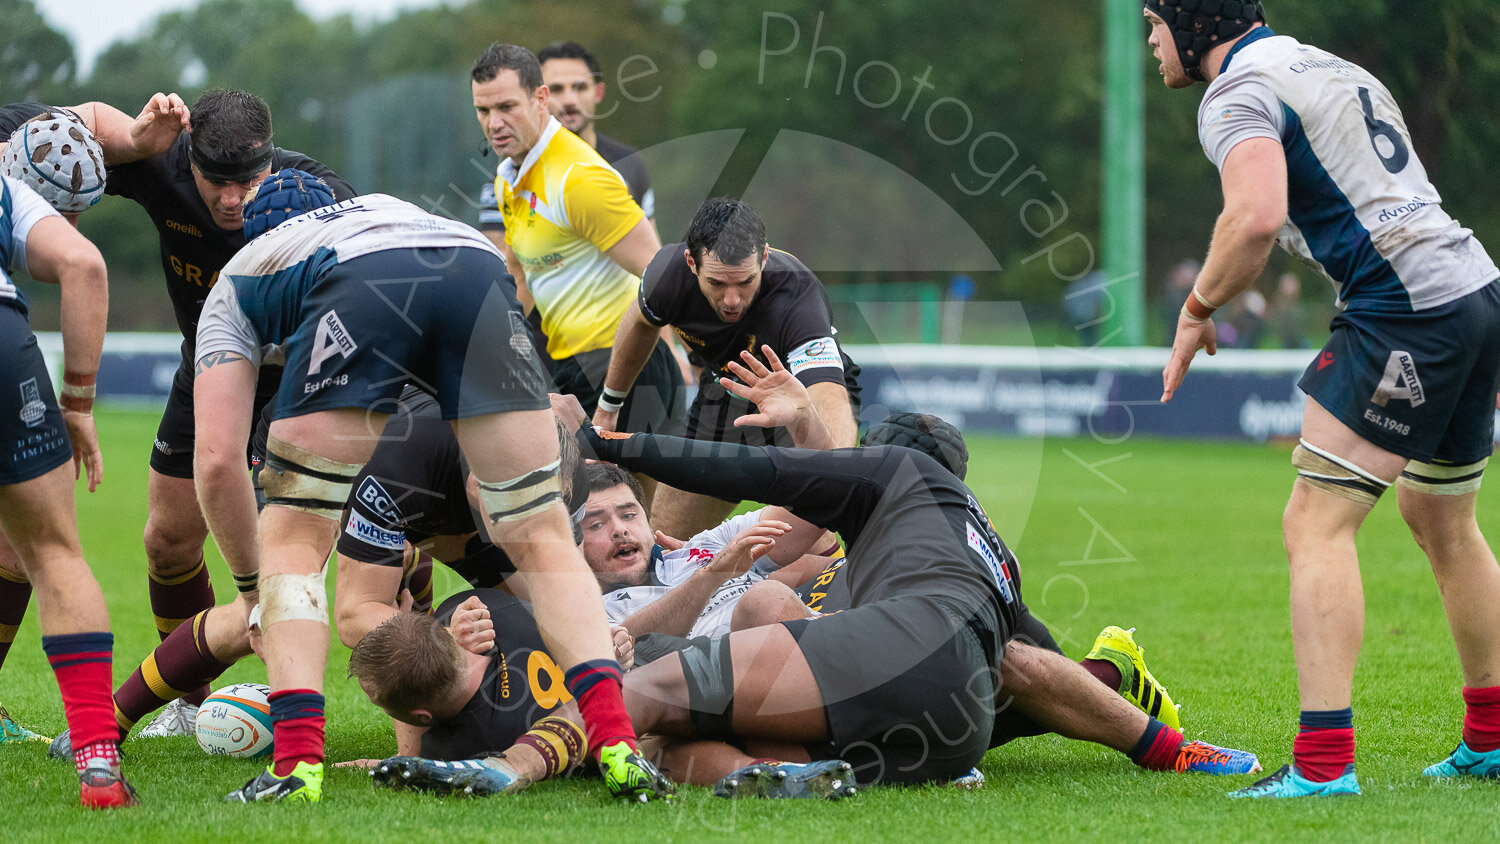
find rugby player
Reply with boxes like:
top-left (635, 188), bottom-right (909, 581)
top-left (191, 170), bottom-right (670, 804)
top-left (0, 174), bottom-right (135, 807)
top-left (593, 197), bottom-right (861, 540)
top-left (1146, 0), bottom-right (1500, 797)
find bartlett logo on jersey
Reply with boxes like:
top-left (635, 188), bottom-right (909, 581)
top-left (307, 309), bottom-right (357, 376)
top-left (786, 336), bottom-right (843, 376)
top-left (1372, 350), bottom-right (1425, 408)
top-left (966, 521), bottom-right (1015, 603)
top-left (344, 510), bottom-right (403, 550)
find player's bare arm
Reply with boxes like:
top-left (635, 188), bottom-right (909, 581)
top-left (191, 352), bottom-right (260, 582)
top-left (1162, 137), bottom-right (1286, 403)
top-left (24, 215), bottom-right (108, 490)
top-left (78, 93), bottom-right (190, 165)
top-left (593, 298), bottom-right (662, 431)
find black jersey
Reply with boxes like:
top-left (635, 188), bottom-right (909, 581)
top-left (639, 243), bottom-right (859, 390)
top-left (105, 134), bottom-right (354, 340)
top-left (336, 392), bottom-right (514, 584)
top-left (420, 589), bottom-right (569, 759)
top-left (0, 102), bottom-right (53, 135)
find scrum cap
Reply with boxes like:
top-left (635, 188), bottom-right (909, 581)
top-left (1145, 0), bottom-right (1265, 82)
top-left (862, 412), bottom-right (969, 481)
top-left (1, 110), bottom-right (106, 213)
top-left (242, 168), bottom-right (337, 239)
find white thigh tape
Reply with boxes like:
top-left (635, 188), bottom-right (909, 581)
top-left (258, 571), bottom-right (329, 627)
top-left (477, 458), bottom-right (562, 524)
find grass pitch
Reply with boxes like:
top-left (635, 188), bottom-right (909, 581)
top-left (0, 407), bottom-right (1497, 840)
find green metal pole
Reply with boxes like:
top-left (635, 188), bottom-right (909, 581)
top-left (1101, 0), bottom-right (1147, 346)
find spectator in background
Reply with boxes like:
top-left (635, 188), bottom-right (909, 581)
top-left (1064, 270), bottom-right (1106, 347)
top-left (1268, 272), bottom-right (1308, 348)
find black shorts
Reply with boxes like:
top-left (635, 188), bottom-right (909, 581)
top-left (273, 247), bottom-right (550, 421)
top-left (0, 306), bottom-right (72, 485)
top-left (788, 598), bottom-right (1003, 785)
top-left (552, 340), bottom-right (686, 436)
top-left (1299, 281), bottom-right (1500, 464)
top-left (149, 345), bottom-right (281, 479)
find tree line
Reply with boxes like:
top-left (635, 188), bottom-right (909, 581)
top-left (8, 0), bottom-right (1497, 343)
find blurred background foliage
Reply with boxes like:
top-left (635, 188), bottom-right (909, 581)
top-left (6, 0), bottom-right (1498, 343)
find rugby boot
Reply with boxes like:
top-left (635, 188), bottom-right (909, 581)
top-left (1086, 626), bottom-right (1182, 730)
top-left (597, 741), bottom-right (675, 803)
top-left (714, 760), bottom-right (858, 800)
top-left (226, 760), bottom-right (323, 803)
top-left (1230, 763), bottom-right (1360, 798)
top-left (1423, 741), bottom-right (1500, 780)
top-left (372, 756), bottom-right (523, 796)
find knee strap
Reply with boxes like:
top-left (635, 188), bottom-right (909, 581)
top-left (1399, 457), bottom-right (1488, 496)
top-left (259, 436), bottom-right (363, 520)
top-left (678, 635), bottom-right (736, 739)
top-left (1291, 440), bottom-right (1390, 507)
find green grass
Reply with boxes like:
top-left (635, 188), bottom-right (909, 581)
top-left (2, 407), bottom-right (1498, 840)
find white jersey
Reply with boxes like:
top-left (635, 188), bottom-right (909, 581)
top-left (1199, 30), bottom-right (1497, 313)
top-left (602, 510), bottom-right (779, 640)
top-left (0, 176), bottom-right (62, 305)
top-left (196, 193), bottom-right (500, 366)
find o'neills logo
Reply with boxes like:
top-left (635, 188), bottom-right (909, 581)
top-left (165, 219), bottom-right (203, 237)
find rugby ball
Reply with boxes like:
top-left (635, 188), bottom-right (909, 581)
top-left (195, 683), bottom-right (274, 758)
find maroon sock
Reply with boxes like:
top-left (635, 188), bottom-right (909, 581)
top-left (41, 632), bottom-right (117, 750)
top-left (402, 551), bottom-right (434, 614)
top-left (1293, 728), bottom-right (1356, 782)
top-left (149, 560), bottom-right (216, 705)
top-left (564, 660), bottom-right (636, 758)
top-left (1079, 658), bottom-right (1122, 691)
top-left (114, 610), bottom-right (233, 728)
top-left (1128, 719), bottom-right (1185, 771)
top-left (269, 690), bottom-right (325, 776)
top-left (0, 568), bottom-right (30, 671)
top-left (1462, 686), bottom-right (1500, 752)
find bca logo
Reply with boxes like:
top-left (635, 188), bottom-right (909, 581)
top-left (308, 310), bottom-right (357, 376)
top-left (1371, 350), bottom-right (1425, 408)
top-left (356, 477), bottom-right (399, 520)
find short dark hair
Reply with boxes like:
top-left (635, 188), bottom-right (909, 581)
top-left (189, 89), bottom-right (272, 160)
top-left (348, 612), bottom-right (463, 715)
top-left (537, 41), bottom-right (600, 77)
top-left (471, 42), bottom-right (543, 92)
top-left (585, 462), bottom-right (645, 509)
top-left (685, 197), bottom-right (767, 267)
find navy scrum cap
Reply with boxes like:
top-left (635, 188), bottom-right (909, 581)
top-left (1145, 0), bottom-right (1265, 82)
top-left (242, 168), bottom-right (337, 239)
top-left (861, 411), bottom-right (969, 481)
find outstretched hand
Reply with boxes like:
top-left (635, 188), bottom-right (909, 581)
top-left (130, 92), bottom-right (189, 157)
top-left (722, 346), bottom-right (811, 429)
top-left (706, 520), bottom-right (789, 576)
top-left (1161, 315), bottom-right (1218, 403)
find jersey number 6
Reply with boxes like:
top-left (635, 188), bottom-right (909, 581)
top-left (1358, 87), bottom-right (1410, 175)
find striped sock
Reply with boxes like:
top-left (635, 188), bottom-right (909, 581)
top-left (1293, 708), bottom-right (1355, 782)
top-left (564, 659), bottom-right (635, 758)
top-left (269, 690), bottom-right (325, 776)
top-left (41, 632), bottom-right (117, 752)
top-left (114, 610), bottom-right (233, 730)
top-left (148, 560), bottom-right (216, 706)
top-left (1128, 718), bottom-right (1185, 771)
top-left (1462, 686), bottom-right (1500, 753)
top-left (0, 567), bottom-right (30, 671)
